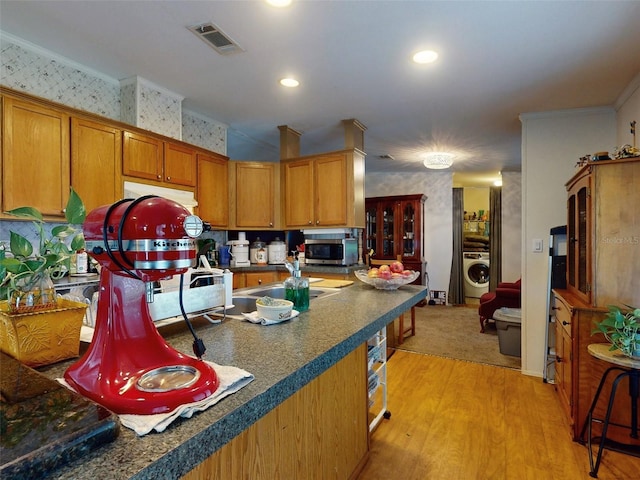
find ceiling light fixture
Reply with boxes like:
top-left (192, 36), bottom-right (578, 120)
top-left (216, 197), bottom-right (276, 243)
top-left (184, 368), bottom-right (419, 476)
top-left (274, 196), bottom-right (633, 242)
top-left (494, 173), bottom-right (503, 187)
top-left (266, 0), bottom-right (292, 6)
top-left (280, 78), bottom-right (299, 87)
top-left (423, 152), bottom-right (454, 169)
top-left (413, 50), bottom-right (438, 64)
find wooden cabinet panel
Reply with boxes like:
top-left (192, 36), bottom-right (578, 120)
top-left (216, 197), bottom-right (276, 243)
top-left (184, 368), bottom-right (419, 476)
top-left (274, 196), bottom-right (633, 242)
top-left (122, 131), bottom-right (163, 181)
top-left (315, 153), bottom-right (348, 226)
top-left (244, 271), bottom-right (278, 287)
top-left (552, 290), bottom-right (636, 444)
top-left (196, 153), bottom-right (228, 227)
top-left (282, 149), bottom-right (365, 229)
top-left (565, 157), bottom-right (639, 307)
top-left (283, 158), bottom-right (314, 228)
top-left (184, 345), bottom-right (369, 480)
top-left (231, 161), bottom-right (278, 229)
top-left (2, 97), bottom-right (70, 217)
top-left (71, 117), bottom-right (122, 213)
top-left (164, 142), bottom-right (197, 187)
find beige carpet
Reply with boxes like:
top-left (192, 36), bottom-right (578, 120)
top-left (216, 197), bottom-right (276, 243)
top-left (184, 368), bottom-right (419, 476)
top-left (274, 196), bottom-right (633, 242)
top-left (394, 304), bottom-right (521, 369)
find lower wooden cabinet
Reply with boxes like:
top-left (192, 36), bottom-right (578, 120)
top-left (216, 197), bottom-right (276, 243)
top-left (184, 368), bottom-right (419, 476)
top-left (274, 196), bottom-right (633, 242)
top-left (553, 290), bottom-right (638, 444)
top-left (183, 344), bottom-right (369, 480)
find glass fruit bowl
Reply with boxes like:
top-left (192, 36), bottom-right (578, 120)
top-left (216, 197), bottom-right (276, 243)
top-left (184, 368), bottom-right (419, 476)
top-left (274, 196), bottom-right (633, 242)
top-left (355, 269), bottom-right (420, 290)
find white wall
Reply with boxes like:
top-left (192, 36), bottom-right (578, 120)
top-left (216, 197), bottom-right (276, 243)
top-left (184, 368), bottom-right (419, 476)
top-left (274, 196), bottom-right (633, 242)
top-left (365, 172), bottom-right (453, 296)
top-left (616, 73), bottom-right (640, 149)
top-left (501, 172), bottom-right (522, 282)
top-left (520, 107), bottom-right (616, 377)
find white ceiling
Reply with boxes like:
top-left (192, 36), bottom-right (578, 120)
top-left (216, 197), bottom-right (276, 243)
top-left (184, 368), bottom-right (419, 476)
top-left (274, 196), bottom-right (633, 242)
top-left (2, 1), bottom-right (639, 186)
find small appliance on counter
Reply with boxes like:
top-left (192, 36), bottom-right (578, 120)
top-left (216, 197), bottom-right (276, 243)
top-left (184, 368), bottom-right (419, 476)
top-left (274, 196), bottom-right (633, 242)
top-left (64, 196), bottom-right (221, 415)
top-left (228, 232), bottom-right (250, 267)
top-left (304, 238), bottom-right (358, 266)
top-left (250, 237), bottom-right (268, 265)
top-left (268, 237), bottom-right (287, 264)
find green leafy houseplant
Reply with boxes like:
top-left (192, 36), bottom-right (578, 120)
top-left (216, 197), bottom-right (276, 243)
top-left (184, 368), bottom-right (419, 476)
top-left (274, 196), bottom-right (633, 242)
top-left (593, 304), bottom-right (640, 358)
top-left (0, 189), bottom-right (86, 314)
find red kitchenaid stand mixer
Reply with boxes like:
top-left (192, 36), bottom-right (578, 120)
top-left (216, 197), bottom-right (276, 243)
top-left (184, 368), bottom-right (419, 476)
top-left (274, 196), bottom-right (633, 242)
top-left (64, 196), bottom-right (220, 415)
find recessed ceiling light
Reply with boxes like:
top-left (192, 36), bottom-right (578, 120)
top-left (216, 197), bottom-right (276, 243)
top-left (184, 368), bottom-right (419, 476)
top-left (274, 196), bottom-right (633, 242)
top-left (280, 78), bottom-right (299, 87)
top-left (423, 152), bottom-right (454, 169)
top-left (266, 0), bottom-right (292, 7)
top-left (413, 50), bottom-right (439, 64)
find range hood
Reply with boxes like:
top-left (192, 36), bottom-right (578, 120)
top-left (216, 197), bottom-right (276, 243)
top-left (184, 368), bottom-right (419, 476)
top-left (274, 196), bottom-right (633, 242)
top-left (124, 181), bottom-right (198, 213)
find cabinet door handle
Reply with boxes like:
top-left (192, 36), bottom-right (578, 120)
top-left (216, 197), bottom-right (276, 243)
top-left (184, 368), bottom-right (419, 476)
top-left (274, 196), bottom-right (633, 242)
top-left (258, 279), bottom-right (262, 285)
top-left (166, 176), bottom-right (171, 181)
top-left (551, 306), bottom-right (560, 311)
top-left (157, 174), bottom-right (162, 180)
top-left (562, 320), bottom-right (570, 326)
top-left (556, 356), bottom-right (562, 363)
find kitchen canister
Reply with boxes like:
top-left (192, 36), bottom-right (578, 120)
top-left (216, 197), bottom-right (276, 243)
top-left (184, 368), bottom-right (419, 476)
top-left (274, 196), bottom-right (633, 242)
top-left (268, 238), bottom-right (287, 264)
top-left (250, 238), bottom-right (268, 265)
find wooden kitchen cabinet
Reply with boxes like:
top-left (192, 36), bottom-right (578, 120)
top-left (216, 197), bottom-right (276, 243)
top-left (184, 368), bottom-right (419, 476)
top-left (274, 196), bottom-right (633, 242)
top-left (565, 157), bottom-right (640, 307)
top-left (71, 117), bottom-right (122, 213)
top-left (229, 161), bottom-right (280, 230)
top-left (552, 290), bottom-right (637, 445)
top-left (123, 131), bottom-right (197, 187)
top-left (196, 152), bottom-right (229, 228)
top-left (364, 194), bottom-right (426, 284)
top-left (282, 149), bottom-right (366, 229)
top-left (1, 96), bottom-right (70, 217)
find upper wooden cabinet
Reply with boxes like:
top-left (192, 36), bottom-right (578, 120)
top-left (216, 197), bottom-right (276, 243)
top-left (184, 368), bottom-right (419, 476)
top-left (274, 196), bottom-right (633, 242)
top-left (71, 117), bottom-right (122, 213)
top-left (229, 161), bottom-right (280, 230)
top-left (2, 97), bottom-right (70, 217)
top-left (123, 131), bottom-right (197, 187)
top-left (196, 152), bottom-right (229, 228)
top-left (282, 149), bottom-right (365, 229)
top-left (565, 157), bottom-right (639, 307)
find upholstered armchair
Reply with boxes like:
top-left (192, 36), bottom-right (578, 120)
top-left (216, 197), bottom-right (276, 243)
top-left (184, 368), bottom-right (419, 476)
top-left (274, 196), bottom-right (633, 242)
top-left (478, 279), bottom-right (521, 333)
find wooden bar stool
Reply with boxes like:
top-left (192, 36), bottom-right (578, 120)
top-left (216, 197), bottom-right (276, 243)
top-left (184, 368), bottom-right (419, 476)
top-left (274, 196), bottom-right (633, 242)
top-left (367, 254), bottom-right (416, 345)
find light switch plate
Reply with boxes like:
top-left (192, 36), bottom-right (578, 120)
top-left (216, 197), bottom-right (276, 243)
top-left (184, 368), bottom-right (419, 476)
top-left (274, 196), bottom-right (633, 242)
top-left (532, 238), bottom-right (543, 253)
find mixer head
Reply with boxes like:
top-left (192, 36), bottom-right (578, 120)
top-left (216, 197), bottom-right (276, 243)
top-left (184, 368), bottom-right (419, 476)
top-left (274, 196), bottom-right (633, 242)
top-left (83, 196), bottom-right (205, 282)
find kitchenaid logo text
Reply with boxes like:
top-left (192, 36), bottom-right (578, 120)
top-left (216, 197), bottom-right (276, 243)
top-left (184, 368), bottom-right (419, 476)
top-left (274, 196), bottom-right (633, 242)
top-left (153, 240), bottom-right (195, 248)
top-left (600, 236), bottom-right (639, 246)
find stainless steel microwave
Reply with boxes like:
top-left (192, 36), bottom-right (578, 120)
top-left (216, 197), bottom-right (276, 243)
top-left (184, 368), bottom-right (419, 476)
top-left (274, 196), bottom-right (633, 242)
top-left (304, 238), bottom-right (358, 266)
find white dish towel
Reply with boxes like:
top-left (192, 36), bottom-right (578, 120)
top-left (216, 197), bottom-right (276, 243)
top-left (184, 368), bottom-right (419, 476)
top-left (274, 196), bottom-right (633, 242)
top-left (58, 361), bottom-right (254, 436)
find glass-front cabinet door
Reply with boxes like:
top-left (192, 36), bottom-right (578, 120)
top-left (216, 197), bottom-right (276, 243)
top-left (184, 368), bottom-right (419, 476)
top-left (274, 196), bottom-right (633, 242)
top-left (401, 202), bottom-right (416, 259)
top-left (566, 173), bottom-right (591, 304)
top-left (381, 202), bottom-right (396, 258)
top-left (365, 204), bottom-right (378, 257)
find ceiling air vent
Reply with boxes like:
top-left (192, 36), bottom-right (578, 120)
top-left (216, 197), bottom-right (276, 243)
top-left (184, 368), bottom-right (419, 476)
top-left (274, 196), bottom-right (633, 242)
top-left (188, 22), bottom-right (244, 55)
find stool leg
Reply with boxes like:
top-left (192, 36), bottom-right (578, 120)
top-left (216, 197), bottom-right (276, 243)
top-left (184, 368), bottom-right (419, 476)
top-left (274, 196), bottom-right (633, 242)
top-left (589, 371), bottom-right (629, 478)
top-left (579, 366), bottom-right (623, 442)
top-left (398, 314), bottom-right (405, 345)
top-left (630, 370), bottom-right (639, 439)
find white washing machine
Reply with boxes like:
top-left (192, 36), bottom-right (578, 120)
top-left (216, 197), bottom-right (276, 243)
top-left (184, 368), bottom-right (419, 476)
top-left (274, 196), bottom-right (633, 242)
top-left (463, 252), bottom-right (490, 298)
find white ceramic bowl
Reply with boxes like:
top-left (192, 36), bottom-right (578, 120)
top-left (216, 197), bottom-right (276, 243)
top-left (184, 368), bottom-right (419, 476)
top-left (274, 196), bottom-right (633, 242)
top-left (256, 297), bottom-right (294, 321)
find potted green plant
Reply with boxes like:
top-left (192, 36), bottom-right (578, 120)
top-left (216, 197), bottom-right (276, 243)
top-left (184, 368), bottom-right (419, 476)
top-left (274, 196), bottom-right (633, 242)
top-left (593, 304), bottom-right (640, 358)
top-left (0, 188), bottom-right (86, 314)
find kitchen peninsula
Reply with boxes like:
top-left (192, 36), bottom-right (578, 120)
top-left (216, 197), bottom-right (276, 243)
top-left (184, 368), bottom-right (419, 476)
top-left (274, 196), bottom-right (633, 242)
top-left (38, 281), bottom-right (426, 479)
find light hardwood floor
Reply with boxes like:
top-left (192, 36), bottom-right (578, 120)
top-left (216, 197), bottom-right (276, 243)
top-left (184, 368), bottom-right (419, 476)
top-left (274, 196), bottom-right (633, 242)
top-left (357, 350), bottom-right (639, 480)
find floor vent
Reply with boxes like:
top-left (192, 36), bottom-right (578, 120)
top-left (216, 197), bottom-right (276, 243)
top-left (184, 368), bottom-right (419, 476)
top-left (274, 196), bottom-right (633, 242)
top-left (188, 22), bottom-right (244, 56)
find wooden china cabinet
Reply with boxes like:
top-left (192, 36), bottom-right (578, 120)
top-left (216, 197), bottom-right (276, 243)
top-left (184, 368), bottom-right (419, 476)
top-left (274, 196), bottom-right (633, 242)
top-left (553, 156), bottom-right (639, 444)
top-left (364, 194), bottom-right (426, 285)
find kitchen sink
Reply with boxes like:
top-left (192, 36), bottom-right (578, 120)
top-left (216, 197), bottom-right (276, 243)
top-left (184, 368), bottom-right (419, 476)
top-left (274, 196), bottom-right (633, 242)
top-left (210, 284), bottom-right (341, 318)
top-left (242, 286), bottom-right (333, 300)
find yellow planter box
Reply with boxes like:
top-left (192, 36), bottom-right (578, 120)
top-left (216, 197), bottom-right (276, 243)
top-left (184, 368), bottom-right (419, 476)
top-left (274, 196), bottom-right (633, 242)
top-left (0, 298), bottom-right (87, 367)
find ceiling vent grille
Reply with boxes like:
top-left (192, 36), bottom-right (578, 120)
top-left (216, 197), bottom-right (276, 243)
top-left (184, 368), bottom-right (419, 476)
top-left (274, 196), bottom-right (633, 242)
top-left (188, 22), bottom-right (244, 55)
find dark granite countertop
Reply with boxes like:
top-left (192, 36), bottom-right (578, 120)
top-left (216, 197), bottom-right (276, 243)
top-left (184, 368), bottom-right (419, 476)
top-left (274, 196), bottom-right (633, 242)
top-left (37, 281), bottom-right (426, 479)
